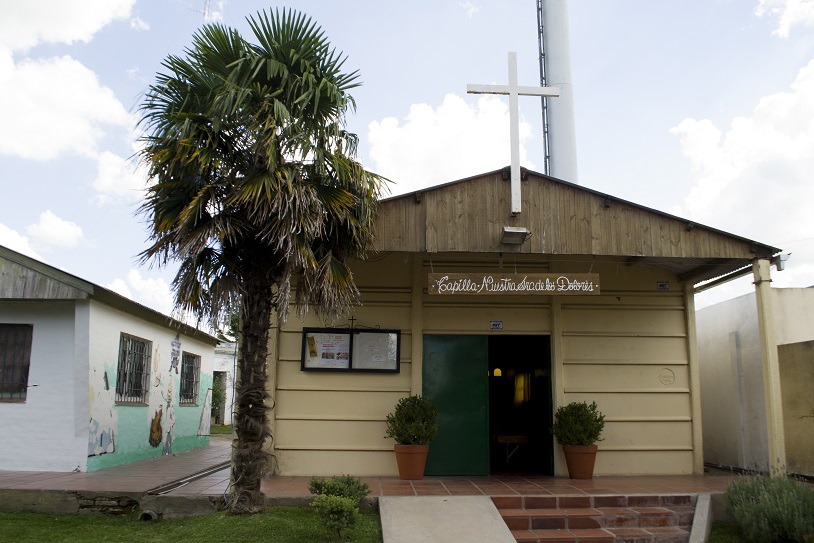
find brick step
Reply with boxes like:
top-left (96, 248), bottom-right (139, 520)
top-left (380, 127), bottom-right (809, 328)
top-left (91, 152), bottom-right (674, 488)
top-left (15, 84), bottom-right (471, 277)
top-left (492, 494), bottom-right (696, 543)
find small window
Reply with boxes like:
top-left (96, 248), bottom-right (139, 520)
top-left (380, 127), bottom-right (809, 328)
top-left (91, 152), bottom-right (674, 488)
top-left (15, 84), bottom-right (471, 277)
top-left (0, 324), bottom-right (33, 402)
top-left (179, 351), bottom-right (201, 405)
top-left (115, 334), bottom-right (151, 404)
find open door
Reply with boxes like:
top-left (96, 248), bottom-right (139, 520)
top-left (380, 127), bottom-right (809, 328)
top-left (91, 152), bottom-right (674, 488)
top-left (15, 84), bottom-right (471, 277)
top-left (489, 335), bottom-right (553, 475)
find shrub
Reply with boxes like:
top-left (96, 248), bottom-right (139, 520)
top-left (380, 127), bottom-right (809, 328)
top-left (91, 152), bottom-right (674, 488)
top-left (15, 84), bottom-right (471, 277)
top-left (551, 401), bottom-right (605, 446)
top-left (384, 395), bottom-right (439, 445)
top-left (310, 494), bottom-right (359, 540)
top-left (308, 475), bottom-right (370, 508)
top-left (725, 475), bottom-right (814, 543)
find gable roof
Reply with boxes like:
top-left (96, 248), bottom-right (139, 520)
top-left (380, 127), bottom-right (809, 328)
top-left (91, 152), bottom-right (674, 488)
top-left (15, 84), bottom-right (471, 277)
top-left (373, 168), bottom-right (780, 285)
top-left (0, 245), bottom-right (219, 345)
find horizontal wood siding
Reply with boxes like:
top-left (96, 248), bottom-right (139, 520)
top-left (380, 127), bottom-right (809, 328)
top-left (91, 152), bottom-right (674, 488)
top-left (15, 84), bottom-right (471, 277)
top-left (273, 254), bottom-right (413, 476)
top-left (560, 284), bottom-right (694, 475)
top-left (271, 252), bottom-right (696, 476)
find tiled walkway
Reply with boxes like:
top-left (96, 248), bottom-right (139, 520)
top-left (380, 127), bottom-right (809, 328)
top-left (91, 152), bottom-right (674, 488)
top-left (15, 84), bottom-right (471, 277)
top-left (259, 473), bottom-right (736, 500)
top-left (0, 437), bottom-right (737, 499)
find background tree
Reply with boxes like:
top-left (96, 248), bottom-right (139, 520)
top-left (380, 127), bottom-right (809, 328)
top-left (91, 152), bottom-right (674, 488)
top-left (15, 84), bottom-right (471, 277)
top-left (137, 8), bottom-right (385, 513)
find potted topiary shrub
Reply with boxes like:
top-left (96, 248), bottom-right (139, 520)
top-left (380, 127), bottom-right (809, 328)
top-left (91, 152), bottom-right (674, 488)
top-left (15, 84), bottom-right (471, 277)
top-left (384, 395), bottom-right (439, 480)
top-left (551, 401), bottom-right (605, 479)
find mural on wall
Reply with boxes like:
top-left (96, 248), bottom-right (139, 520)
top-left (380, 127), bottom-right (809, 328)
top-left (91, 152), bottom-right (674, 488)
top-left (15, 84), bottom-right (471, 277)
top-left (170, 334), bottom-right (180, 374)
top-left (147, 341), bottom-right (177, 455)
top-left (149, 407), bottom-right (163, 447)
top-left (198, 388), bottom-right (212, 436)
top-left (88, 365), bottom-right (117, 457)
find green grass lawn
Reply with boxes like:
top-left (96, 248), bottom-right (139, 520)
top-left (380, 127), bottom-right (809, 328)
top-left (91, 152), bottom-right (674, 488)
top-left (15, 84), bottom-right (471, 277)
top-left (0, 507), bottom-right (382, 543)
top-left (209, 424), bottom-right (232, 435)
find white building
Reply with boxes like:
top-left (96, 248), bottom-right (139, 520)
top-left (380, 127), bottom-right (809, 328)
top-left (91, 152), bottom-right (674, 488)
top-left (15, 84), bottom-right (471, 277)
top-left (213, 341), bottom-right (236, 425)
top-left (0, 245), bottom-right (218, 472)
top-left (698, 287), bottom-right (814, 477)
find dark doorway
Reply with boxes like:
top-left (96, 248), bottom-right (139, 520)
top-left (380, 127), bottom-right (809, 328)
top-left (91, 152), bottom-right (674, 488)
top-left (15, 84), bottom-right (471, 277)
top-left (488, 335), bottom-right (553, 475)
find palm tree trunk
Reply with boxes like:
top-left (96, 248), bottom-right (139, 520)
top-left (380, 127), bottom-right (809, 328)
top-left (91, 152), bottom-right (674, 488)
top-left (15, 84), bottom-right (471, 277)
top-left (229, 276), bottom-right (273, 513)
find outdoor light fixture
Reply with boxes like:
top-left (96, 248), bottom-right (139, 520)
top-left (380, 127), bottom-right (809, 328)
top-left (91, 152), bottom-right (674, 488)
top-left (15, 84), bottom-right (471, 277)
top-left (501, 226), bottom-right (531, 245)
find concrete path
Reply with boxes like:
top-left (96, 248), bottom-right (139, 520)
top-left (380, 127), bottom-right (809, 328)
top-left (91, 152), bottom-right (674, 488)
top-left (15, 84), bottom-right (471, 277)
top-left (380, 496), bottom-right (516, 543)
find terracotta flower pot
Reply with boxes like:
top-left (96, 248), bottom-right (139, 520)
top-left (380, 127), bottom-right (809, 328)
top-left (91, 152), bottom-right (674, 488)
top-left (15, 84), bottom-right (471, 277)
top-left (393, 444), bottom-right (430, 480)
top-left (562, 444), bottom-right (598, 479)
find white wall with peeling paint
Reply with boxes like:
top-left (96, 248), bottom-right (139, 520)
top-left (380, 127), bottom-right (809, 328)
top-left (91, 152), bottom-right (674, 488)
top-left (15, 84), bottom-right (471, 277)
top-left (0, 298), bottom-right (215, 472)
top-left (86, 301), bottom-right (215, 471)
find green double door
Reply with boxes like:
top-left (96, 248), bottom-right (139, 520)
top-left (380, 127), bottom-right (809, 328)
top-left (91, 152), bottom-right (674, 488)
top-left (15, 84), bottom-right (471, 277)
top-left (422, 334), bottom-right (553, 476)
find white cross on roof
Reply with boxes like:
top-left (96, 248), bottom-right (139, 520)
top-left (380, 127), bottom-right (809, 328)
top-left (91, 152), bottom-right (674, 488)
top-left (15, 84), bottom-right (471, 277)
top-left (467, 52), bottom-right (560, 215)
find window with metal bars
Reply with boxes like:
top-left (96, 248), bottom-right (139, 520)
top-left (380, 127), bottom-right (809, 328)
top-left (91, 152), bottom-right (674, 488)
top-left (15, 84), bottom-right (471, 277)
top-left (0, 324), bottom-right (33, 402)
top-left (179, 351), bottom-right (200, 405)
top-left (115, 333), bottom-right (151, 404)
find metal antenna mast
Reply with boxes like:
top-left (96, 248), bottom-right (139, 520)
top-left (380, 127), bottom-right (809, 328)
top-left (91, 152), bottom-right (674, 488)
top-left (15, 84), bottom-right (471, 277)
top-left (536, 0), bottom-right (551, 176)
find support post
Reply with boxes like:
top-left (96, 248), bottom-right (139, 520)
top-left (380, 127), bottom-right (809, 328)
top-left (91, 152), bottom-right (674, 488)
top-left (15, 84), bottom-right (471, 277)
top-left (266, 311), bottom-right (280, 474)
top-left (550, 296), bottom-right (566, 476)
top-left (752, 258), bottom-right (786, 475)
top-left (684, 281), bottom-right (705, 474)
top-left (411, 255), bottom-right (424, 395)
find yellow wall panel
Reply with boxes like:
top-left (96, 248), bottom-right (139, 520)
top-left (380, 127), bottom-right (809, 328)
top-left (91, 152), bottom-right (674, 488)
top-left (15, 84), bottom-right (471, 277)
top-left (563, 364), bottom-right (689, 392)
top-left (563, 336), bottom-right (688, 363)
top-left (567, 392), bottom-right (692, 420)
top-left (276, 450), bottom-right (397, 477)
top-left (595, 450), bottom-right (694, 475)
top-left (601, 421), bottom-right (693, 450)
top-left (562, 308), bottom-right (685, 336)
top-left (275, 419), bottom-right (391, 451)
top-left (275, 389), bottom-right (405, 421)
top-left (423, 305), bottom-right (550, 333)
top-left (276, 360), bottom-right (412, 392)
top-left (344, 305), bottom-right (412, 330)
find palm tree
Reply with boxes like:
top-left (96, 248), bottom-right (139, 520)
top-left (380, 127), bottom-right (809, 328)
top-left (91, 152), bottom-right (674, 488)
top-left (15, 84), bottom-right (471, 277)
top-left (137, 8), bottom-right (385, 513)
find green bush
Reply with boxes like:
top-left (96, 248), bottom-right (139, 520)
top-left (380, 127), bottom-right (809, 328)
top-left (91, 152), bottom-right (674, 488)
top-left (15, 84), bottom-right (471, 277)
top-left (307, 475), bottom-right (370, 508)
top-left (551, 401), bottom-right (605, 446)
top-left (725, 475), bottom-right (814, 543)
top-left (310, 495), bottom-right (359, 540)
top-left (384, 395), bottom-right (439, 445)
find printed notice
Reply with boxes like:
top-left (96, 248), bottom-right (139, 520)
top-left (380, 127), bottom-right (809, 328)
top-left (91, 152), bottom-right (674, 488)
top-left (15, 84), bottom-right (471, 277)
top-left (352, 332), bottom-right (399, 371)
top-left (303, 332), bottom-right (351, 369)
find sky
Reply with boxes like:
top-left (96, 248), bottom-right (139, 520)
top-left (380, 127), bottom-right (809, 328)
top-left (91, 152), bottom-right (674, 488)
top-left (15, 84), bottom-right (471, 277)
top-left (1, 0), bottom-right (813, 319)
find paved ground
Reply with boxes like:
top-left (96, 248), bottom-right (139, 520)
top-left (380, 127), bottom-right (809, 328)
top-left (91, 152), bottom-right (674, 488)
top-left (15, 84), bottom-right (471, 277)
top-left (0, 439), bottom-right (231, 495)
top-left (0, 439), bottom-right (740, 540)
top-left (0, 437), bottom-right (737, 498)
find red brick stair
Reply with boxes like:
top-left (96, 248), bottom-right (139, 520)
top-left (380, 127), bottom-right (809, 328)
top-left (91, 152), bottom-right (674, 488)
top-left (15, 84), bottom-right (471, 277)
top-left (492, 494), bottom-right (696, 543)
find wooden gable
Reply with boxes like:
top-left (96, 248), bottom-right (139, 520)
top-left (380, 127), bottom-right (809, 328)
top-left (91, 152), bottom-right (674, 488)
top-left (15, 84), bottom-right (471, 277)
top-left (373, 168), bottom-right (779, 284)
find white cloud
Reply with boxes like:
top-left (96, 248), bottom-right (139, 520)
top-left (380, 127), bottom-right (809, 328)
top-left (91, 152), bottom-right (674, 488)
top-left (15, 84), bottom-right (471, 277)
top-left (26, 210), bottom-right (86, 250)
top-left (205, 1), bottom-right (226, 23)
top-left (459, 1), bottom-right (480, 18)
top-left (0, 223), bottom-right (44, 261)
top-left (130, 16), bottom-right (150, 32)
top-left (105, 278), bottom-right (132, 299)
top-left (671, 58), bottom-right (814, 291)
top-left (0, 0), bottom-right (135, 52)
top-left (755, 0), bottom-right (814, 37)
top-left (368, 94), bottom-right (534, 195)
top-left (0, 55), bottom-right (132, 160)
top-left (92, 151), bottom-right (149, 204)
top-left (108, 269), bottom-right (174, 315)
